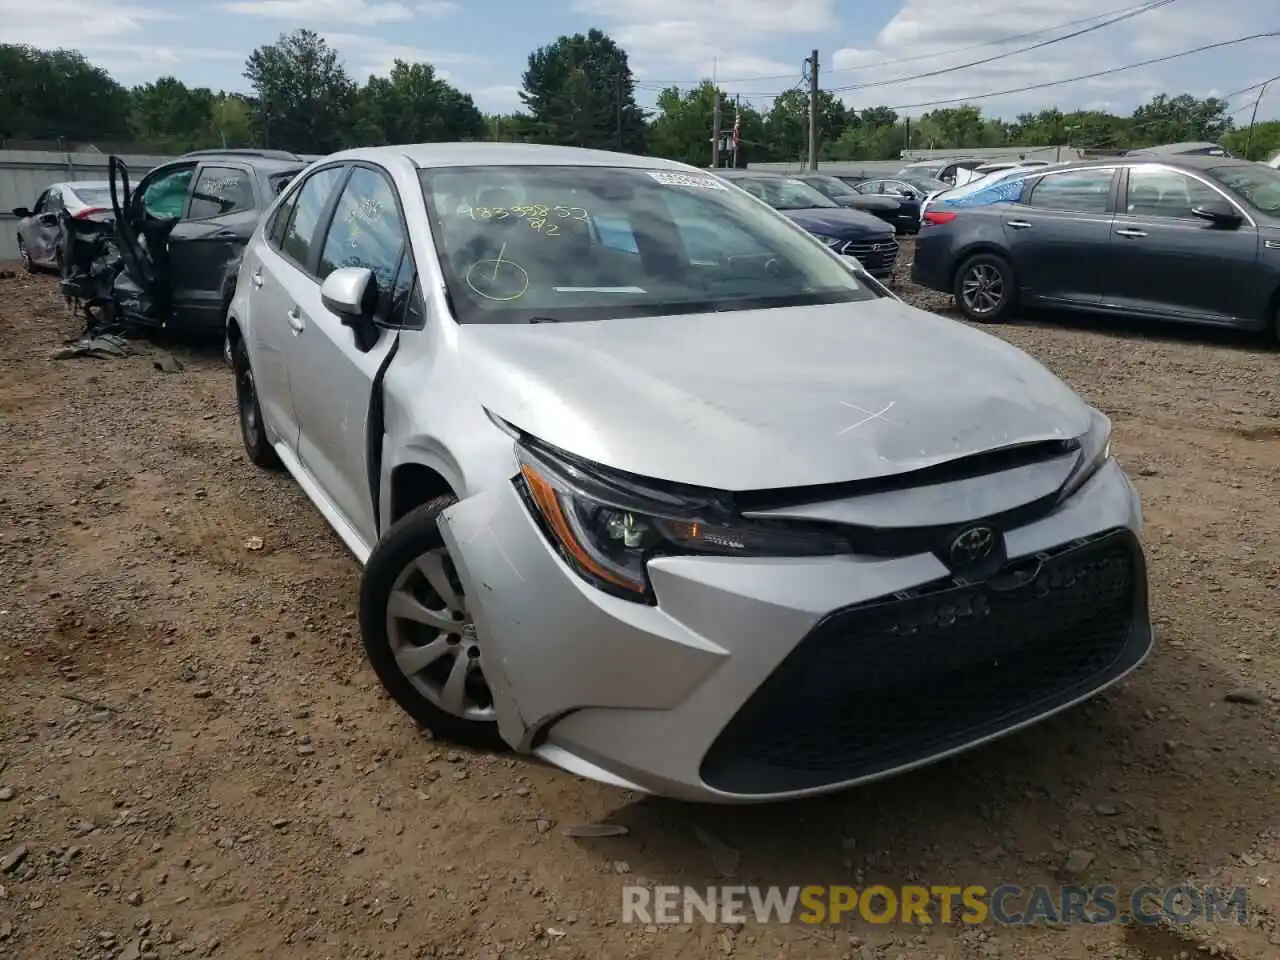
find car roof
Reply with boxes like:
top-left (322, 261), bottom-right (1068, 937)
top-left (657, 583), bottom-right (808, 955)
top-left (323, 142), bottom-right (698, 172)
top-left (174, 150), bottom-right (306, 172)
top-left (1041, 155), bottom-right (1254, 173)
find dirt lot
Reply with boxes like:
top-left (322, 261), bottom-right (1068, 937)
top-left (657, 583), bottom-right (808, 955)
top-left (1, 247), bottom-right (1279, 960)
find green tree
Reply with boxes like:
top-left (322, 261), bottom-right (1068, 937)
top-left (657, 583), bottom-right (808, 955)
top-left (357, 60), bottom-right (485, 145)
top-left (520, 29), bottom-right (646, 151)
top-left (1128, 93), bottom-right (1233, 146)
top-left (130, 77), bottom-right (215, 150)
top-left (0, 44), bottom-right (132, 143)
top-left (765, 89), bottom-right (850, 163)
top-left (1223, 120), bottom-right (1280, 161)
top-left (206, 94), bottom-right (255, 148)
top-left (244, 29), bottom-right (356, 153)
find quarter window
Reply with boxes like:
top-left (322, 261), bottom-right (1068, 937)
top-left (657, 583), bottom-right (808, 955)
top-left (317, 166), bottom-right (407, 305)
top-left (280, 166), bottom-right (346, 270)
top-left (1026, 169), bottom-right (1114, 214)
top-left (266, 190), bottom-right (299, 250)
top-left (189, 166), bottom-right (255, 219)
top-left (1125, 167), bottom-right (1224, 220)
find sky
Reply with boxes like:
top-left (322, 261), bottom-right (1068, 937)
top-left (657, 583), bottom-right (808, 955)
top-left (1, 0), bottom-right (1277, 123)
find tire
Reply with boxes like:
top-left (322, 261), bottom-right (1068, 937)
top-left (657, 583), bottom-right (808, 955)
top-left (17, 237), bottom-right (34, 274)
top-left (231, 337), bottom-right (280, 469)
top-left (359, 497), bottom-right (505, 749)
top-left (953, 252), bottom-right (1017, 323)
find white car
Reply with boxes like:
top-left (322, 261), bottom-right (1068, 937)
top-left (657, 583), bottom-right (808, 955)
top-left (226, 142), bottom-right (1151, 803)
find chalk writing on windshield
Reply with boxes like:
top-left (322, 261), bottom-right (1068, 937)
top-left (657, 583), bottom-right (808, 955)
top-left (454, 202), bottom-right (588, 237)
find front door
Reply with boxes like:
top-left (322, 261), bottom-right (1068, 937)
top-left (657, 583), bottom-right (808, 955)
top-left (285, 164), bottom-right (409, 550)
top-left (1104, 165), bottom-right (1261, 323)
top-left (1000, 166), bottom-right (1118, 306)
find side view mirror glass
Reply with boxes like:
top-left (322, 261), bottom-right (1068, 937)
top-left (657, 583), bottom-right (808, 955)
top-left (320, 266), bottom-right (376, 320)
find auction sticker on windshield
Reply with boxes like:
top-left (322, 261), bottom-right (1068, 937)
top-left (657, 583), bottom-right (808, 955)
top-left (646, 171), bottom-right (727, 190)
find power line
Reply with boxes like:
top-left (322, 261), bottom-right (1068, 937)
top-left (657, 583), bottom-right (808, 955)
top-left (874, 32), bottom-right (1280, 111)
top-left (626, 0), bottom-right (1179, 87)
top-left (826, 0), bottom-right (1177, 94)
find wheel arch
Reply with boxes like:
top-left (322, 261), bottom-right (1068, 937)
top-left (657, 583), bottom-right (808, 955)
top-left (949, 243), bottom-right (1016, 292)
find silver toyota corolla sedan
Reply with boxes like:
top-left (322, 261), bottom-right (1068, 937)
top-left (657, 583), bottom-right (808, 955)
top-left (227, 142), bottom-right (1152, 803)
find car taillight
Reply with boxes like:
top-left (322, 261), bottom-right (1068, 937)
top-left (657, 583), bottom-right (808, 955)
top-left (73, 208), bottom-right (108, 219)
top-left (923, 210), bottom-right (957, 226)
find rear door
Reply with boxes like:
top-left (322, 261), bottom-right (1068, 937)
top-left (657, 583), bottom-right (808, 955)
top-left (1105, 164), bottom-right (1261, 323)
top-left (166, 163), bottom-right (259, 331)
top-left (249, 164), bottom-right (350, 457)
top-left (998, 166), bottom-right (1119, 306)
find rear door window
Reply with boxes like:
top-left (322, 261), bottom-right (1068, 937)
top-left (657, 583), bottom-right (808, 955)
top-left (188, 166), bottom-right (255, 219)
top-left (280, 166), bottom-right (347, 273)
top-left (140, 165), bottom-right (195, 219)
top-left (1025, 169), bottom-right (1115, 214)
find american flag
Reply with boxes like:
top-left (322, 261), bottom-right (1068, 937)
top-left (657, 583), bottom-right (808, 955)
top-left (731, 109), bottom-right (741, 152)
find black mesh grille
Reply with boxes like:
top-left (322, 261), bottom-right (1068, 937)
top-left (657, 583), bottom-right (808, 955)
top-left (843, 238), bottom-right (899, 274)
top-left (701, 529), bottom-right (1149, 795)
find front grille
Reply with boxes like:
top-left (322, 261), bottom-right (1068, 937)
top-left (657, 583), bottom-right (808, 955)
top-left (843, 238), bottom-right (899, 274)
top-left (700, 529), bottom-right (1149, 795)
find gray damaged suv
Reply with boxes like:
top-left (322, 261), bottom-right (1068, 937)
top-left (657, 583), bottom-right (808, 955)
top-left (227, 142), bottom-right (1152, 803)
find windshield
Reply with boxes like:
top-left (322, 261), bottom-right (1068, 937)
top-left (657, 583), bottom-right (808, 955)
top-left (806, 176), bottom-right (857, 198)
top-left (1208, 164), bottom-right (1280, 215)
top-left (69, 186), bottom-right (112, 206)
top-left (734, 176), bottom-right (838, 210)
top-left (418, 165), bottom-right (876, 325)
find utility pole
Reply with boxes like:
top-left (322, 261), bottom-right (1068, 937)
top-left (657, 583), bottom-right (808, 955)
top-left (806, 49), bottom-right (819, 170)
top-left (615, 74), bottom-right (623, 151)
top-left (711, 91), bottom-right (722, 168)
top-left (1246, 76), bottom-right (1277, 159)
top-left (733, 93), bottom-right (741, 168)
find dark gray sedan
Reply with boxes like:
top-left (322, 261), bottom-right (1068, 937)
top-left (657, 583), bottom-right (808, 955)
top-left (911, 156), bottom-right (1280, 339)
top-left (12, 181), bottom-right (113, 271)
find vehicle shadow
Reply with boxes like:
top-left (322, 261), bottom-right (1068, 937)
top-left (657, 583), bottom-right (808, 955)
top-left (567, 652), bottom-right (1272, 908)
top-left (1010, 306), bottom-right (1274, 353)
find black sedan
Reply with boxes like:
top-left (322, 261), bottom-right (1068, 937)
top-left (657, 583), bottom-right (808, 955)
top-left (790, 173), bottom-right (919, 235)
top-left (910, 156), bottom-right (1280, 339)
top-left (716, 170), bottom-right (899, 279)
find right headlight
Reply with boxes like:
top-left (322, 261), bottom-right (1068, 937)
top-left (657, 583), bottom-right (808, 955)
top-left (1058, 407), bottom-right (1113, 503)
top-left (512, 441), bottom-right (852, 603)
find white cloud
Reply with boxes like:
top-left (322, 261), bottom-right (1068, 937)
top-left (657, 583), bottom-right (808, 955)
top-left (0, 0), bottom-right (178, 48)
top-left (572, 0), bottom-right (834, 84)
top-left (323, 31), bottom-right (482, 80)
top-left (219, 0), bottom-right (416, 25)
top-left (826, 0), bottom-right (1277, 118)
top-left (474, 84), bottom-right (524, 110)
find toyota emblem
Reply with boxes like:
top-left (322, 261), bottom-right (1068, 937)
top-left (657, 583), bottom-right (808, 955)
top-left (949, 525), bottom-right (997, 567)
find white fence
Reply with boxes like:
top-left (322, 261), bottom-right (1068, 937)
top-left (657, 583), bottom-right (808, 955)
top-left (0, 150), bottom-right (176, 262)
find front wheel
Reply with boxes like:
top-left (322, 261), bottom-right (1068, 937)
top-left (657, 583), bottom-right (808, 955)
top-left (359, 498), bottom-right (505, 749)
top-left (231, 337), bottom-right (280, 469)
top-left (954, 253), bottom-right (1017, 323)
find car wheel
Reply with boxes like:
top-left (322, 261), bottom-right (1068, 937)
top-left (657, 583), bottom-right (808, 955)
top-left (231, 337), bottom-right (280, 469)
top-left (954, 253), bottom-right (1016, 323)
top-left (359, 497), bottom-right (505, 749)
top-left (17, 238), bottom-right (33, 274)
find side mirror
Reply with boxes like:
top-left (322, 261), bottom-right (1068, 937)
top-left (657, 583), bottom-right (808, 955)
top-left (12, 207), bottom-right (31, 218)
top-left (1191, 202), bottom-right (1243, 229)
top-left (320, 266), bottom-right (376, 321)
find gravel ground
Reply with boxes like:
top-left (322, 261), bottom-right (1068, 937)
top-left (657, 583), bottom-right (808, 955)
top-left (1, 248), bottom-right (1279, 960)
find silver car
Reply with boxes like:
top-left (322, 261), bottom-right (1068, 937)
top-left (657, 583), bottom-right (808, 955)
top-left (12, 180), bottom-right (113, 272)
top-left (227, 143), bottom-right (1152, 803)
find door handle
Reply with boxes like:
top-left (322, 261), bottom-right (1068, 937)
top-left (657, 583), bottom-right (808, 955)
top-left (1007, 220), bottom-right (1032, 229)
top-left (1116, 228), bottom-right (1147, 238)
top-left (287, 308), bottom-right (305, 334)
top-left (212, 230), bottom-right (239, 240)
top-left (251, 269), bottom-right (264, 289)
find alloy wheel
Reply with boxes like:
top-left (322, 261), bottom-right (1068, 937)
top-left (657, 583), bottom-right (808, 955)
top-left (960, 263), bottom-right (1005, 316)
top-left (236, 365), bottom-right (261, 447)
top-left (385, 548), bottom-right (495, 722)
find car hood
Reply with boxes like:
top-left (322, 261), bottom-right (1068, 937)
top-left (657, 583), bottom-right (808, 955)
top-left (460, 298), bottom-right (1091, 491)
top-left (781, 207), bottom-right (892, 237)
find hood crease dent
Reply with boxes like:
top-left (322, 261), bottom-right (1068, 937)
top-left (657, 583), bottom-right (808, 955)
top-left (462, 298), bottom-right (1091, 491)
